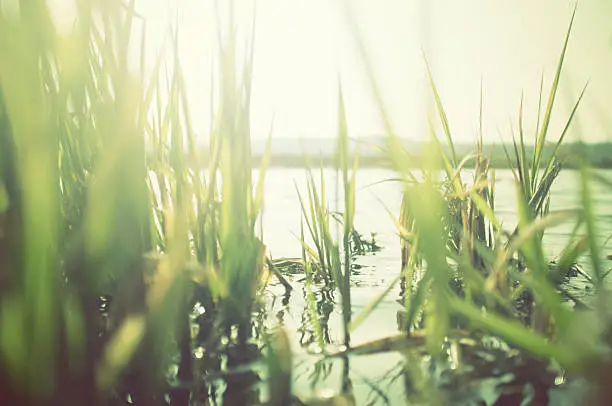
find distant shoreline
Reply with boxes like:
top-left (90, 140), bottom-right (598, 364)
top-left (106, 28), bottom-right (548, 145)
top-left (195, 140), bottom-right (612, 169)
top-left (249, 154), bottom-right (612, 169)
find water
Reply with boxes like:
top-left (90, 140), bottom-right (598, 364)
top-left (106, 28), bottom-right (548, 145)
top-left (260, 167), bottom-right (612, 265)
top-left (255, 167), bottom-right (612, 404)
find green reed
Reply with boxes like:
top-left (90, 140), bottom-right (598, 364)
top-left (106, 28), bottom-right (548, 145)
top-left (3, 0), bottom-right (612, 405)
top-left (341, 0), bottom-right (607, 375)
top-left (0, 1), bottom-right (165, 404)
top-left (0, 0), bottom-right (272, 404)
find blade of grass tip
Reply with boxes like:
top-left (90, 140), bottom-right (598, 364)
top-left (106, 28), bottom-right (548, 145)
top-left (426, 117), bottom-right (463, 199)
top-left (534, 73), bottom-right (545, 142)
top-left (424, 52), bottom-right (457, 166)
top-left (117, 0), bottom-right (137, 72)
top-left (533, 5), bottom-right (577, 175)
top-left (511, 134), bottom-right (526, 194)
top-left (339, 0), bottom-right (396, 137)
top-left (478, 77), bottom-right (483, 152)
top-left (544, 81), bottom-right (588, 175)
top-left (426, 117), bottom-right (452, 170)
top-left (350, 141), bottom-right (359, 189)
top-left (240, 4), bottom-right (256, 105)
top-left (501, 142), bottom-right (520, 186)
top-left (518, 92), bottom-right (531, 194)
top-left (337, 82), bottom-right (349, 190)
top-left (253, 121), bottom-right (274, 229)
top-left (177, 64), bottom-right (198, 160)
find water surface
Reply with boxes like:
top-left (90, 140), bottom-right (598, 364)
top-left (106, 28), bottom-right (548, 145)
top-left (256, 168), bottom-right (612, 403)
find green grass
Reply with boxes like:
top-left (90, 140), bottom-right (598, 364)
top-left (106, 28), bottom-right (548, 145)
top-left (1, 1), bottom-right (612, 405)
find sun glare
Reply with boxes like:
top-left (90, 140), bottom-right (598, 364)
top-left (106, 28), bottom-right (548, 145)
top-left (44, 0), bottom-right (612, 144)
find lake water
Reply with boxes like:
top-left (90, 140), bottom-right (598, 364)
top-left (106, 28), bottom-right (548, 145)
top-left (254, 167), bottom-right (612, 404)
top-left (260, 167), bottom-right (612, 266)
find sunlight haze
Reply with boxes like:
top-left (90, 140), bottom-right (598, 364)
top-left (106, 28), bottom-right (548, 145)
top-left (51, 0), bottom-right (612, 143)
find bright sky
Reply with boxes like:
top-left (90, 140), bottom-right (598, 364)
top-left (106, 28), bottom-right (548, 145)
top-left (50, 0), bottom-right (612, 143)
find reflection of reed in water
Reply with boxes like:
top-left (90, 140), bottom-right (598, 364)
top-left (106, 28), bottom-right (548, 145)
top-left (223, 342), bottom-right (261, 405)
top-left (399, 189), bottom-right (423, 307)
top-left (298, 286), bottom-right (335, 348)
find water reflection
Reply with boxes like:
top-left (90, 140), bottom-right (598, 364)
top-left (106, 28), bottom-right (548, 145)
top-left (169, 168), bottom-right (612, 405)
